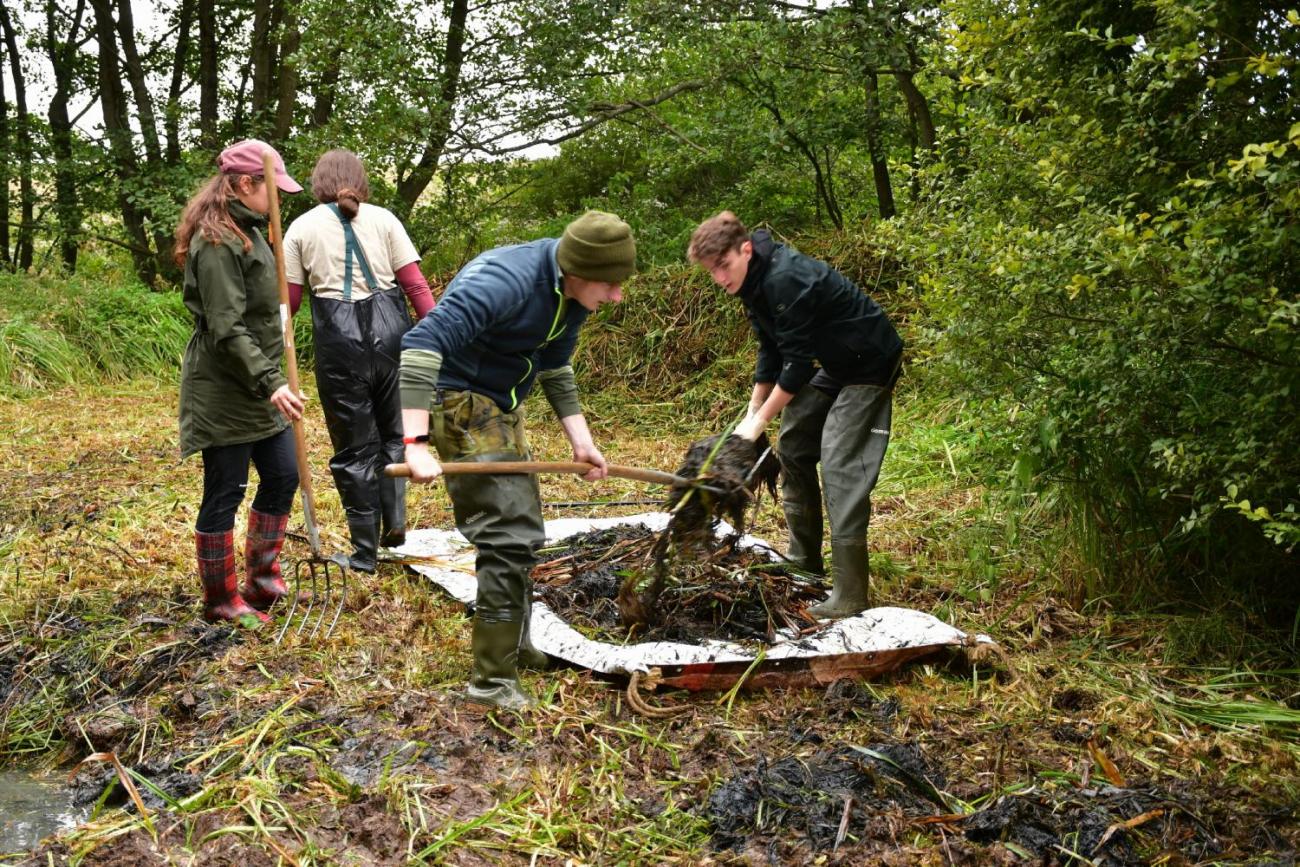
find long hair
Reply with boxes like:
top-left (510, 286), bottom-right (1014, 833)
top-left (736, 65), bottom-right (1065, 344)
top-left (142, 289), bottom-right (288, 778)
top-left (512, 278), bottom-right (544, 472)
top-left (310, 149), bottom-right (370, 219)
top-left (173, 173), bottom-right (259, 266)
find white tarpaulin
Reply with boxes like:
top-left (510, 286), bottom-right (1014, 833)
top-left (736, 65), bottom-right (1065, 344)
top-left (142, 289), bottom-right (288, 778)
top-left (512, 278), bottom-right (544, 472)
top-left (397, 513), bottom-right (994, 684)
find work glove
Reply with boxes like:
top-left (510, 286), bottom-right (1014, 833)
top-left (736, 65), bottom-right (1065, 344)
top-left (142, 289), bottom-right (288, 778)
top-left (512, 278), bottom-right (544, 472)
top-left (734, 411), bottom-right (766, 442)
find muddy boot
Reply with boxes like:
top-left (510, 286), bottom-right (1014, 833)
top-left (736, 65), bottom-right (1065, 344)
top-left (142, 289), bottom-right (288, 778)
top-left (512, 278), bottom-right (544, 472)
top-left (347, 512), bottom-right (379, 573)
top-left (784, 502), bottom-right (825, 576)
top-left (243, 509), bottom-right (289, 610)
top-left (379, 476), bottom-right (407, 549)
top-left (196, 530), bottom-right (269, 625)
top-left (807, 540), bottom-right (871, 620)
top-left (465, 618), bottom-right (533, 710)
top-left (517, 593), bottom-right (550, 671)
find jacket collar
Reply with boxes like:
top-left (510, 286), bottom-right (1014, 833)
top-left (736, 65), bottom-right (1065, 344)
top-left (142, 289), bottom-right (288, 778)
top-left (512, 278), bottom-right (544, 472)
top-left (738, 229), bottom-right (774, 299)
top-left (227, 198), bottom-right (268, 229)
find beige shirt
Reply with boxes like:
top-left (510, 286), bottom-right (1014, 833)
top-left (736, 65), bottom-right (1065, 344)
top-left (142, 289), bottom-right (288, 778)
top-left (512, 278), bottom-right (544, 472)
top-left (283, 202), bottom-right (420, 302)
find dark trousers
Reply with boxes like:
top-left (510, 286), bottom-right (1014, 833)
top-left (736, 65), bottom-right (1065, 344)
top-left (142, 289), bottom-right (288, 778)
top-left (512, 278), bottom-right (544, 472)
top-left (196, 427), bottom-right (298, 532)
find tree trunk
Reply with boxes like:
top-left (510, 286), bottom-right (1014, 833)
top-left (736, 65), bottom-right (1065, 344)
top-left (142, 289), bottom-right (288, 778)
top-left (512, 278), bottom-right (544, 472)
top-left (91, 0), bottom-right (156, 284)
top-left (250, 0), bottom-right (279, 137)
top-left (0, 32), bottom-right (10, 268)
top-left (198, 0), bottom-right (218, 150)
top-left (0, 3), bottom-right (35, 269)
top-left (310, 60), bottom-right (341, 129)
top-left (893, 69), bottom-right (935, 153)
top-left (395, 0), bottom-right (469, 218)
top-left (273, 8), bottom-right (299, 141)
top-left (46, 0), bottom-right (89, 271)
top-left (166, 0), bottom-right (195, 163)
top-left (864, 71), bottom-right (896, 220)
top-left (115, 0), bottom-right (163, 166)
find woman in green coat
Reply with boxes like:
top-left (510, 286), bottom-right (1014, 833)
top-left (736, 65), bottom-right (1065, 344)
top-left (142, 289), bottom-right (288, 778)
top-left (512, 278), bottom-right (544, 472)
top-left (176, 139), bottom-right (305, 623)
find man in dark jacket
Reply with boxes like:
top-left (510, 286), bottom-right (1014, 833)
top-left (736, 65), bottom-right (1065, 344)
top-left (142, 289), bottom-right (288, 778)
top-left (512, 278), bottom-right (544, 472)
top-left (689, 211), bottom-right (903, 619)
top-left (399, 211), bottom-right (635, 709)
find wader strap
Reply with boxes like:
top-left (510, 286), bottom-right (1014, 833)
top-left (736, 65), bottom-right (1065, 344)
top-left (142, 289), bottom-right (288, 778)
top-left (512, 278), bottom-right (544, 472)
top-left (327, 203), bottom-right (379, 302)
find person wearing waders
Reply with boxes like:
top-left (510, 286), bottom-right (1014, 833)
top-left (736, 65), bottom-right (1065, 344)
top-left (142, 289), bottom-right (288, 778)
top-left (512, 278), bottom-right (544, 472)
top-left (283, 149), bottom-right (435, 572)
top-left (400, 212), bottom-right (636, 709)
top-left (177, 140), bottom-right (306, 624)
top-left (688, 211), bottom-right (903, 619)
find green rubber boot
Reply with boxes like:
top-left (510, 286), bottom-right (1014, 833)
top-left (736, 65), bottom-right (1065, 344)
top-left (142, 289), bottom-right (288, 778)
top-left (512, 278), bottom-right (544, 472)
top-left (807, 540), bottom-right (871, 620)
top-left (466, 618), bottom-right (534, 710)
top-left (784, 502), bottom-right (826, 576)
top-left (517, 594), bottom-right (550, 671)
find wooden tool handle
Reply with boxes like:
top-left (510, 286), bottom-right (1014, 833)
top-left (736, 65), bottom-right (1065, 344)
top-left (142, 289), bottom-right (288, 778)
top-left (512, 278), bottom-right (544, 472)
top-left (264, 150), bottom-right (323, 557)
top-left (385, 461), bottom-right (683, 486)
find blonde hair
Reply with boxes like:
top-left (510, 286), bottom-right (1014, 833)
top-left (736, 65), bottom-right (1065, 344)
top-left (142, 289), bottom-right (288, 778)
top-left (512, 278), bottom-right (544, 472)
top-left (688, 211), bottom-right (749, 263)
top-left (173, 173), bottom-right (261, 266)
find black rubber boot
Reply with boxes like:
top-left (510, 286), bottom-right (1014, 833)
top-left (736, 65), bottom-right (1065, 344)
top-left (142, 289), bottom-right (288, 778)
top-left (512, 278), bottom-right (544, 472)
top-left (466, 618), bottom-right (534, 710)
top-left (807, 540), bottom-right (871, 620)
top-left (379, 475), bottom-right (407, 548)
top-left (347, 512), bottom-right (379, 573)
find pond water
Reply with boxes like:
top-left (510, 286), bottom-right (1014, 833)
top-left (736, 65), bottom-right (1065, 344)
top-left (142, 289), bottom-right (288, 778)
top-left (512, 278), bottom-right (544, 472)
top-left (0, 770), bottom-right (87, 855)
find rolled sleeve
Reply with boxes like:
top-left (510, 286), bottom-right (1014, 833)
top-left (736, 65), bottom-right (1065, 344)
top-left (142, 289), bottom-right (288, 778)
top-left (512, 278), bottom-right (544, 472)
top-left (400, 349), bottom-right (443, 410)
top-left (538, 365), bottom-right (581, 419)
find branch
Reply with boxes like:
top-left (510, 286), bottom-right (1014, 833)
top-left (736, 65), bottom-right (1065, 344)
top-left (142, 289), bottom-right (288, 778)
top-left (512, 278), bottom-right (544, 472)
top-left (476, 80), bottom-right (709, 156)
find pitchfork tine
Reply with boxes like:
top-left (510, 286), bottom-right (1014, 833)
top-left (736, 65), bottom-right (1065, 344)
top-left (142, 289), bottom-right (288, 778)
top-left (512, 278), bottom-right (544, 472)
top-left (309, 561), bottom-right (333, 638)
top-left (322, 557), bottom-right (347, 639)
top-left (295, 560), bottom-right (319, 638)
top-left (274, 577), bottom-right (300, 644)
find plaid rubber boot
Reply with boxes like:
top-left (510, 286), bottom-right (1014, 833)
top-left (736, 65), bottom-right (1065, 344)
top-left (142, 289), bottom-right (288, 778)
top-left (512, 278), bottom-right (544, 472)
top-left (196, 530), bottom-right (269, 624)
top-left (244, 509), bottom-right (289, 610)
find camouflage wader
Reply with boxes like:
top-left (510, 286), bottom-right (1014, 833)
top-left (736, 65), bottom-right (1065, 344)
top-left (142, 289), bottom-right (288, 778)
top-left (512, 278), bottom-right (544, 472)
top-left (777, 383), bottom-right (893, 618)
top-left (430, 390), bottom-right (549, 709)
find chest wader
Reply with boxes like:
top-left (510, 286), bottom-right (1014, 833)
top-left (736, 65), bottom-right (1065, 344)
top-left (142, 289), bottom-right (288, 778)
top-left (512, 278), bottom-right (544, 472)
top-left (312, 204), bottom-right (412, 573)
top-left (430, 390), bottom-right (550, 710)
top-left (777, 383), bottom-right (893, 619)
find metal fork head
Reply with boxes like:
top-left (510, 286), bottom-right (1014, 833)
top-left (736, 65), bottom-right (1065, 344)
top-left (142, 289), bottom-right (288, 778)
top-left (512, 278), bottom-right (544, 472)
top-left (273, 554), bottom-right (349, 644)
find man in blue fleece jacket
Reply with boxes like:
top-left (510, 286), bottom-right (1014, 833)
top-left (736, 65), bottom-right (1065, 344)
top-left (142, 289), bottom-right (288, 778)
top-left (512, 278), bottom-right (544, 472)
top-left (399, 211), bottom-right (635, 709)
top-left (689, 211), bottom-right (903, 620)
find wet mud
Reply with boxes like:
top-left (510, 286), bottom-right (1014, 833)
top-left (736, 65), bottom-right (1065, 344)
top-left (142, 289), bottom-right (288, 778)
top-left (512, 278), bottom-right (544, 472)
top-left (707, 736), bottom-right (1232, 865)
top-left (665, 432), bottom-right (777, 552)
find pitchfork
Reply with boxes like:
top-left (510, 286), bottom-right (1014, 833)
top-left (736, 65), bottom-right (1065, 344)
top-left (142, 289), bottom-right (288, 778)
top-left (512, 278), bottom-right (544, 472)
top-left (263, 151), bottom-right (349, 644)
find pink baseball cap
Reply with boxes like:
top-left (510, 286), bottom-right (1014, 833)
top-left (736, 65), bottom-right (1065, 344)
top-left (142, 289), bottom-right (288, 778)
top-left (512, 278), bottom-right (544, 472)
top-left (217, 139), bottom-right (302, 193)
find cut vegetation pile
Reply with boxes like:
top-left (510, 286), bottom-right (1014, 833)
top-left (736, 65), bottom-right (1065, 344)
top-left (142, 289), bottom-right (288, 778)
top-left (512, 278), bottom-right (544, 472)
top-left (533, 524), bottom-right (824, 644)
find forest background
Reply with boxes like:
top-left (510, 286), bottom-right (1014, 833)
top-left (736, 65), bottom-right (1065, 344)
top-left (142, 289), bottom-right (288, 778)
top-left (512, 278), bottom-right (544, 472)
top-left (1, 0), bottom-right (1297, 637)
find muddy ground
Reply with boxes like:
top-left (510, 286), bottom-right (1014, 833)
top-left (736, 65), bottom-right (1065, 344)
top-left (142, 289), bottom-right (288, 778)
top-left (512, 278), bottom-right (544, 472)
top-left (1, 383), bottom-right (1298, 865)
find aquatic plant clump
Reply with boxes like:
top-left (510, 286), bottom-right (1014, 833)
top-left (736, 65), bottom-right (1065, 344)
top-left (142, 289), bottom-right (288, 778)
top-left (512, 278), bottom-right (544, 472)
top-left (532, 524), bottom-right (824, 644)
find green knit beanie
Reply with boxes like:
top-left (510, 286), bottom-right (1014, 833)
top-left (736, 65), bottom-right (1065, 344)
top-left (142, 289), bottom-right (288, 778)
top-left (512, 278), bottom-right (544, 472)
top-left (557, 211), bottom-right (636, 283)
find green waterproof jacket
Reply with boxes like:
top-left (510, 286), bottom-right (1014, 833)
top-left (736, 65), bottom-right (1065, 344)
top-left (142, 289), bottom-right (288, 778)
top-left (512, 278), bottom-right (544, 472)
top-left (178, 199), bottom-right (289, 458)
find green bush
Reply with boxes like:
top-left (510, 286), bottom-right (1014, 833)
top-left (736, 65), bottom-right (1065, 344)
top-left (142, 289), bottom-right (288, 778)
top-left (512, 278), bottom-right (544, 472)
top-left (879, 0), bottom-right (1300, 600)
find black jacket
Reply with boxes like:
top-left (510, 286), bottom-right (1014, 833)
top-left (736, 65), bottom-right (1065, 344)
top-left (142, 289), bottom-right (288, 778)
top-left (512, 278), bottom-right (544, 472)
top-left (740, 231), bottom-right (902, 392)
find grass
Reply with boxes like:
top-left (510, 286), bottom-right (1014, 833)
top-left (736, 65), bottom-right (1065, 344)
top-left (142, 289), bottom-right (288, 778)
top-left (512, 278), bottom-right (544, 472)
top-left (0, 257), bottom-right (1298, 862)
top-left (0, 374), bottom-right (1297, 864)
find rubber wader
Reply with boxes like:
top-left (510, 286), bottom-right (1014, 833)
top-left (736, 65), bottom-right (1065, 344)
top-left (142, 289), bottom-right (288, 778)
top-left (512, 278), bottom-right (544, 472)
top-left (432, 390), bottom-right (546, 709)
top-left (467, 617), bottom-right (533, 709)
top-left (806, 539), bottom-right (871, 618)
top-left (777, 387), bottom-right (834, 575)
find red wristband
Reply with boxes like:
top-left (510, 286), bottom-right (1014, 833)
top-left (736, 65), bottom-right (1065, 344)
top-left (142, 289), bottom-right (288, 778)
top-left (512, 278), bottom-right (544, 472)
top-left (403, 435), bottom-right (429, 445)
